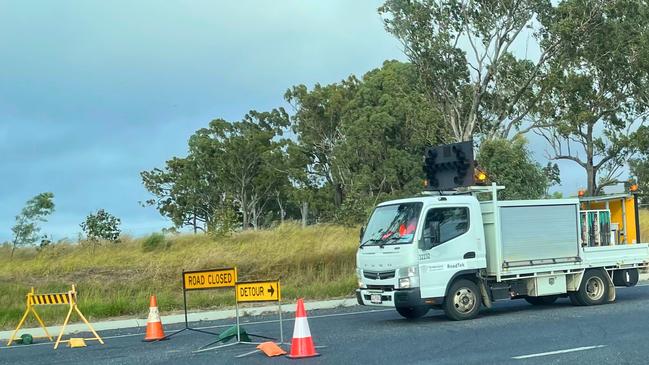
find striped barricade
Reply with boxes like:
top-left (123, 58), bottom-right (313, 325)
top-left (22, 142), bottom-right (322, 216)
top-left (7, 285), bottom-right (104, 349)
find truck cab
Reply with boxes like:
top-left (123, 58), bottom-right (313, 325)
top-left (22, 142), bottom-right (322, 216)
top-left (356, 194), bottom-right (487, 319)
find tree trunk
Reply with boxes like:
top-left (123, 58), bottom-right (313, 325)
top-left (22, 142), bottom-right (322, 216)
top-left (251, 209), bottom-right (258, 230)
top-left (334, 183), bottom-right (344, 207)
top-left (586, 125), bottom-right (597, 196)
top-left (276, 194), bottom-right (285, 225)
top-left (586, 164), bottom-right (597, 196)
top-left (242, 209), bottom-right (249, 230)
top-left (301, 201), bottom-right (308, 228)
top-left (193, 213), bottom-right (197, 234)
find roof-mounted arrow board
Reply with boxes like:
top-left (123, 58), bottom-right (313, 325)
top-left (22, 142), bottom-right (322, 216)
top-left (235, 280), bottom-right (281, 302)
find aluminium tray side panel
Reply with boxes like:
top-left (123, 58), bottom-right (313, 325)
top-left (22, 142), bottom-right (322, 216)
top-left (581, 244), bottom-right (649, 267)
top-left (498, 203), bottom-right (580, 266)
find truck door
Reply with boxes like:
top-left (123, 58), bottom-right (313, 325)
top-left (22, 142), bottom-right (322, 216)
top-left (417, 206), bottom-right (483, 298)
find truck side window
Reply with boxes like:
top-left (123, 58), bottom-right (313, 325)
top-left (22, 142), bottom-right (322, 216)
top-left (422, 207), bottom-right (469, 248)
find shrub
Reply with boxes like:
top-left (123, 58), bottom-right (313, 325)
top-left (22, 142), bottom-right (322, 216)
top-left (81, 209), bottom-right (121, 243)
top-left (141, 233), bottom-right (167, 252)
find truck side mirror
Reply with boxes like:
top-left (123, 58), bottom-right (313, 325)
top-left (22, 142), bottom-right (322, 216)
top-left (359, 226), bottom-right (365, 242)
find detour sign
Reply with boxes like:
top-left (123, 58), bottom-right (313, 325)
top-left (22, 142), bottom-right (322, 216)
top-left (183, 268), bottom-right (237, 290)
top-left (236, 280), bottom-right (280, 302)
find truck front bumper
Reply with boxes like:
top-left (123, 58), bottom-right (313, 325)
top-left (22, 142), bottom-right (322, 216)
top-left (356, 288), bottom-right (429, 308)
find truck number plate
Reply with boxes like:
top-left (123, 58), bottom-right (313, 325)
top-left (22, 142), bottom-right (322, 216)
top-left (370, 294), bottom-right (382, 304)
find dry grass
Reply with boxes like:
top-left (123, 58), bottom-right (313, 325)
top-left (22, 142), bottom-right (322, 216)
top-left (0, 223), bottom-right (358, 330)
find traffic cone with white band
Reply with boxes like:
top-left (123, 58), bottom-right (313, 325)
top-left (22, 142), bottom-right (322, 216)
top-left (144, 295), bottom-right (166, 341)
top-left (287, 298), bottom-right (319, 358)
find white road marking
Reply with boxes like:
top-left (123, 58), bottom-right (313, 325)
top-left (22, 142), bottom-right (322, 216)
top-left (512, 345), bottom-right (606, 359)
top-left (0, 308), bottom-right (392, 350)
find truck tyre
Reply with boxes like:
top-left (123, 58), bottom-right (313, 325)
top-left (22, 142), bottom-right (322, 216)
top-left (396, 306), bottom-right (429, 319)
top-left (575, 270), bottom-right (609, 306)
top-left (525, 295), bottom-right (559, 305)
top-left (443, 279), bottom-right (481, 321)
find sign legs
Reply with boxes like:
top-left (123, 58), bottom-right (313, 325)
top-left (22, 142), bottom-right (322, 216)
top-left (7, 303), bottom-right (53, 346)
top-left (54, 304), bottom-right (75, 349)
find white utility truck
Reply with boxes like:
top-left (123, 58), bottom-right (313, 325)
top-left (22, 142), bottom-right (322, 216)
top-left (355, 141), bottom-right (648, 321)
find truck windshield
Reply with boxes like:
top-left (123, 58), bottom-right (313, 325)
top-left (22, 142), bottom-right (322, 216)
top-left (361, 202), bottom-right (423, 246)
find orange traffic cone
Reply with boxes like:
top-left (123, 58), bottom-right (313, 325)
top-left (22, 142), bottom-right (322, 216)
top-left (144, 295), bottom-right (166, 341)
top-left (287, 298), bottom-right (319, 359)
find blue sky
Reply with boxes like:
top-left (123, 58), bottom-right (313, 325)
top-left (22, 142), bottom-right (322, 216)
top-left (0, 1), bottom-right (587, 242)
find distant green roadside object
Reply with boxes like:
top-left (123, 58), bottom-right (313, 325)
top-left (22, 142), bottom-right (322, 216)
top-left (218, 325), bottom-right (250, 343)
top-left (18, 333), bottom-right (33, 345)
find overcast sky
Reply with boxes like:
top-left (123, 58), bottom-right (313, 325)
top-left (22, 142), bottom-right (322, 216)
top-left (0, 1), bottom-right (588, 242)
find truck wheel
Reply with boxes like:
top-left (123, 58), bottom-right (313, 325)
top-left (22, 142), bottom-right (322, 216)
top-left (525, 295), bottom-right (559, 305)
top-left (443, 279), bottom-right (481, 321)
top-left (396, 306), bottom-right (429, 319)
top-left (575, 270), bottom-right (609, 306)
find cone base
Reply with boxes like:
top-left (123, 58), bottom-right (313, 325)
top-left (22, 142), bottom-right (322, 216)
top-left (143, 336), bottom-right (167, 342)
top-left (287, 352), bottom-right (320, 359)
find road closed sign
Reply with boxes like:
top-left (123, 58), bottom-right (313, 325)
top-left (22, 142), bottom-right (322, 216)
top-left (183, 268), bottom-right (237, 290)
top-left (236, 280), bottom-right (281, 302)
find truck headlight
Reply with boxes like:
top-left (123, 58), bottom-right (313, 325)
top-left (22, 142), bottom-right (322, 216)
top-left (356, 268), bottom-right (366, 289)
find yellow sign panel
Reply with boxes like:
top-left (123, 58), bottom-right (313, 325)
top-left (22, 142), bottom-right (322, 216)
top-left (236, 280), bottom-right (280, 302)
top-left (183, 268), bottom-right (237, 290)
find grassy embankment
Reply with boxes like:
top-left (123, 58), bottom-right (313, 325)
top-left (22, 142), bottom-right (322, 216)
top-left (0, 224), bottom-right (357, 330)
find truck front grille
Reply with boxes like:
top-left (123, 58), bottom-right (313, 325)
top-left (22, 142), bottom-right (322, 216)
top-left (363, 270), bottom-right (395, 280)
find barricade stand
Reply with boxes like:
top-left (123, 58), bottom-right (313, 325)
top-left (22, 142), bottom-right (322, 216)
top-left (164, 267), bottom-right (238, 339)
top-left (194, 279), bottom-right (283, 354)
top-left (7, 285), bottom-right (104, 349)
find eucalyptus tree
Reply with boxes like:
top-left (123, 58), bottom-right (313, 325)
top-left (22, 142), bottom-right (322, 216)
top-left (11, 192), bottom-right (55, 257)
top-left (537, 0), bottom-right (649, 195)
top-left (378, 0), bottom-right (586, 141)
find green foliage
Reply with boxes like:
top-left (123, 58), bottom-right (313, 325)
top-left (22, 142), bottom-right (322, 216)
top-left (286, 61), bottom-right (447, 223)
top-left (285, 78), bottom-right (358, 208)
top-left (477, 137), bottom-right (548, 200)
top-left (142, 110), bottom-right (291, 232)
top-left (189, 110), bottom-right (290, 230)
top-left (80, 209), bottom-right (121, 243)
top-left (538, 0), bottom-right (649, 196)
top-left (379, 0), bottom-right (557, 141)
top-left (336, 61), bottom-right (445, 203)
top-left (141, 232), bottom-right (167, 252)
top-left (11, 192), bottom-right (55, 257)
top-left (142, 61), bottom-right (449, 230)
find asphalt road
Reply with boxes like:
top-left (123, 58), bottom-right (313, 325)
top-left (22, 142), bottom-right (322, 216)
top-left (3, 284), bottom-right (649, 364)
